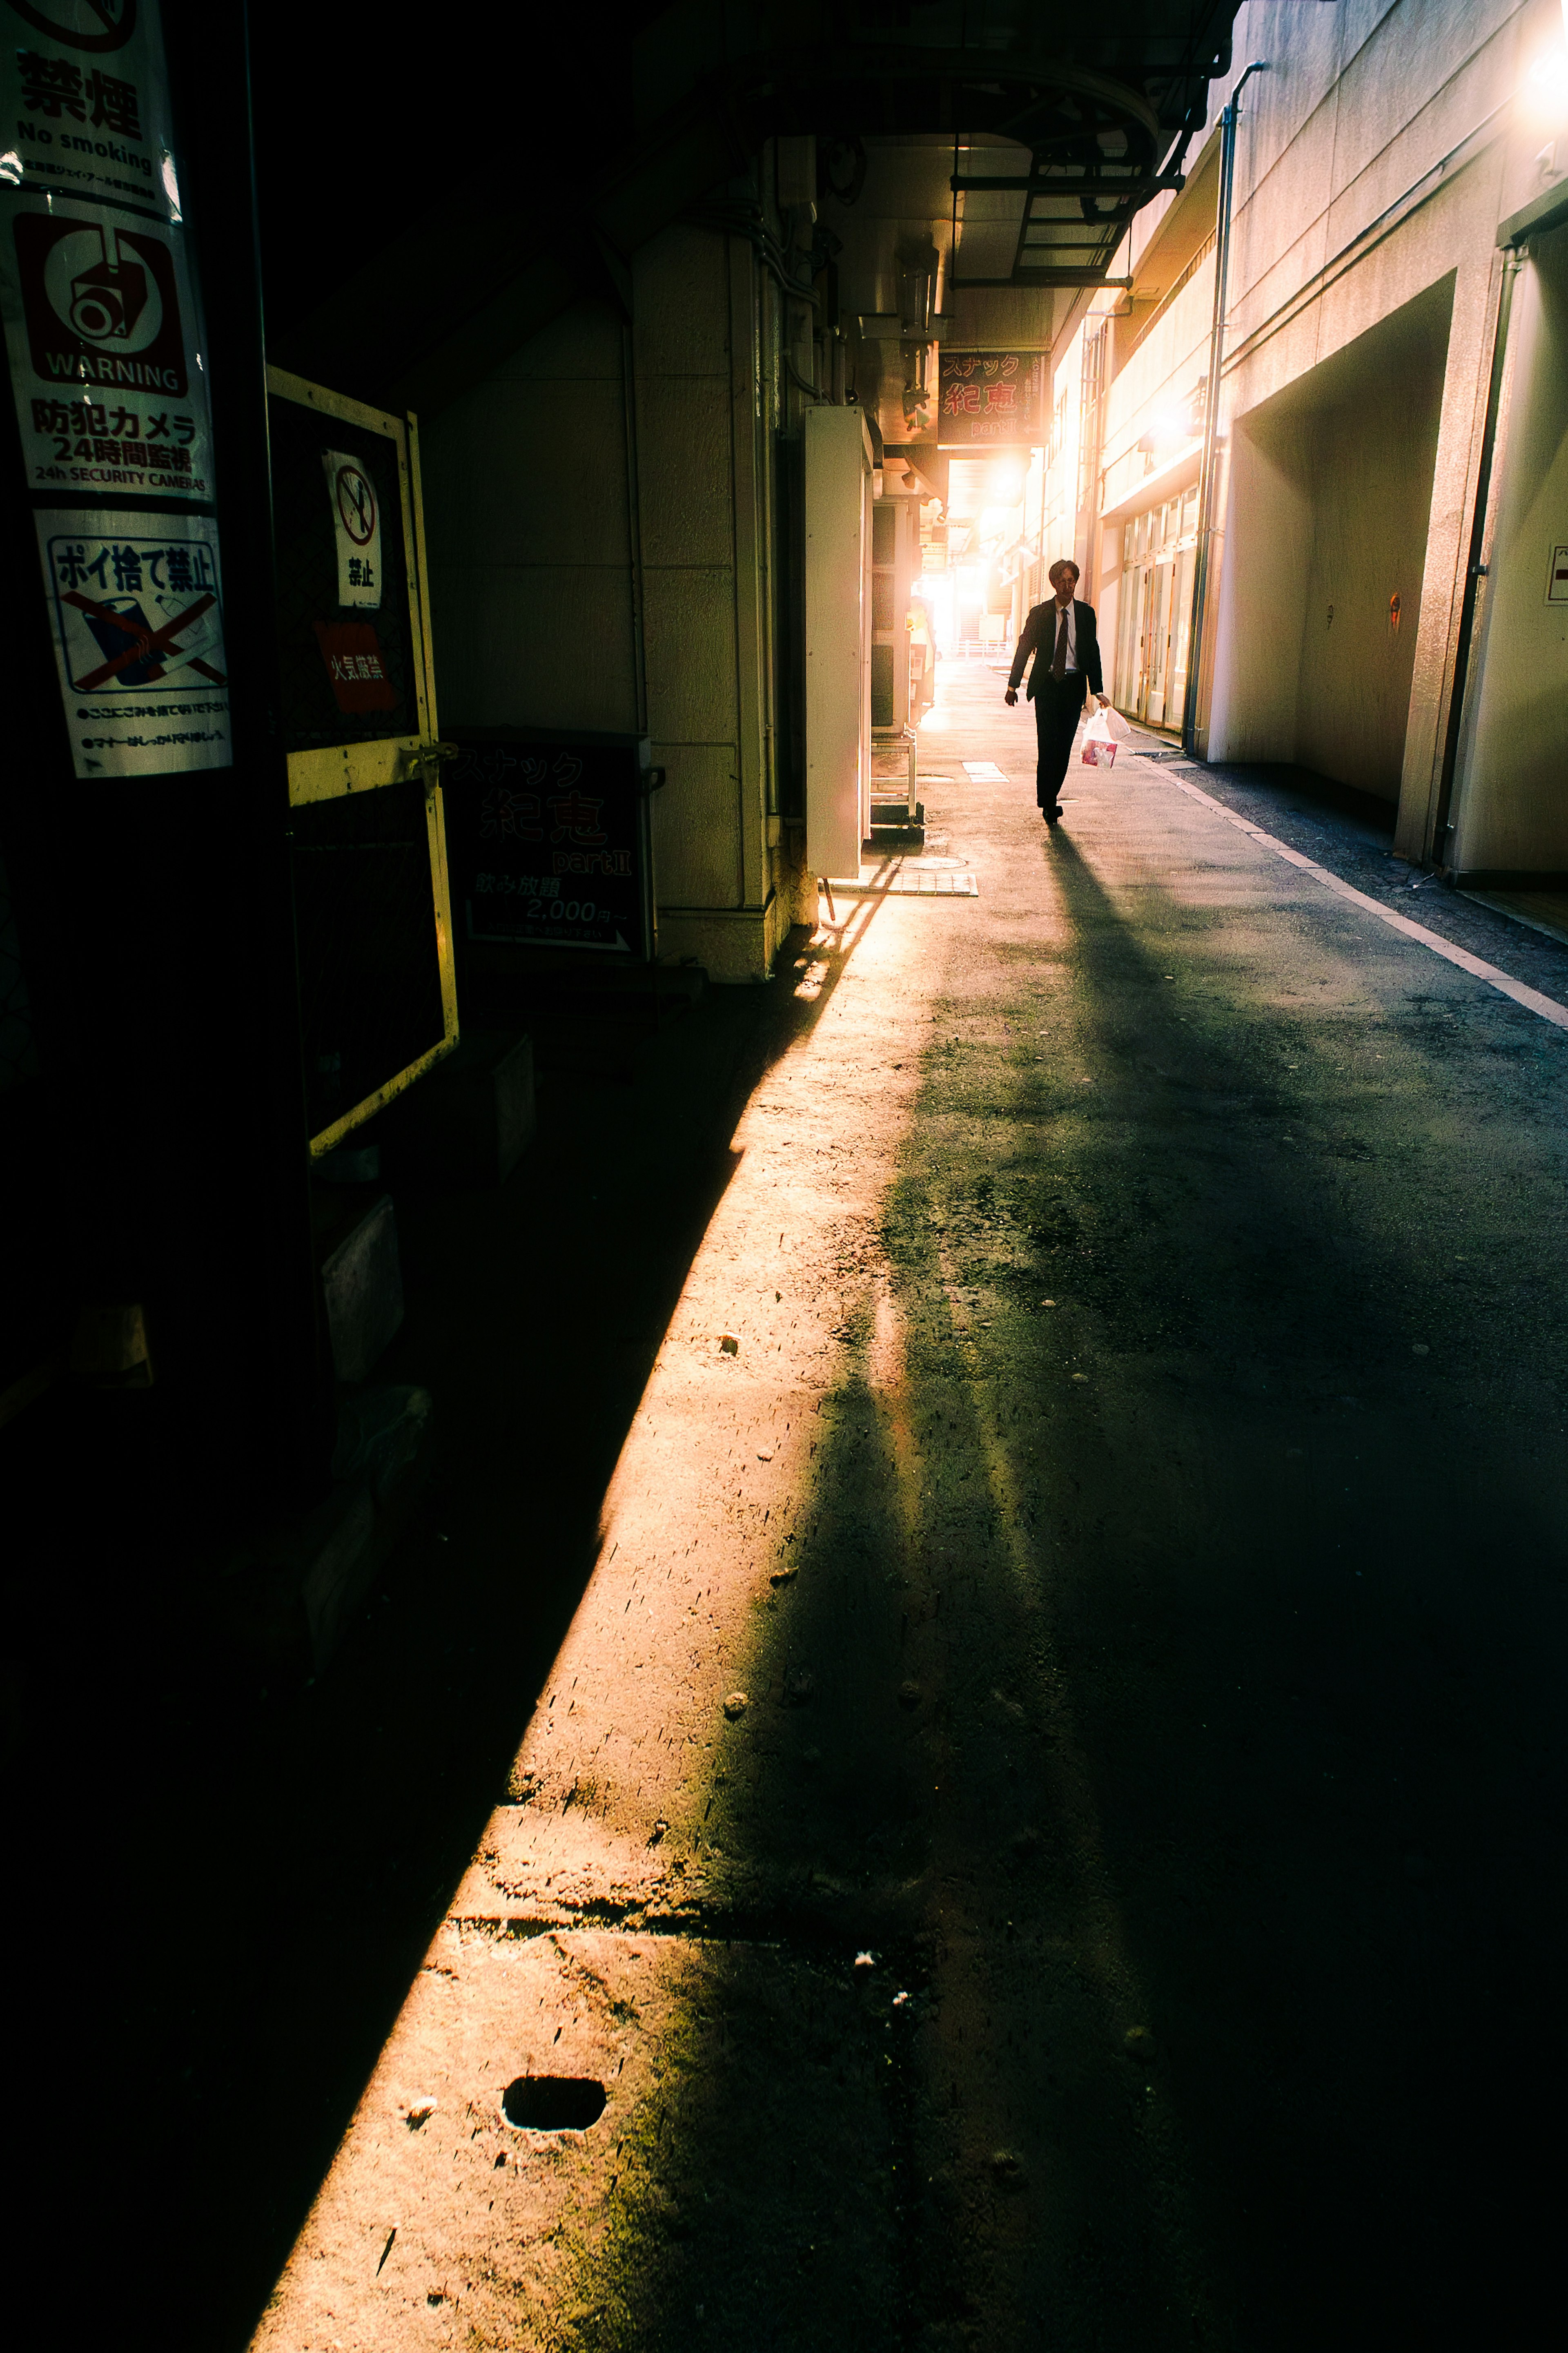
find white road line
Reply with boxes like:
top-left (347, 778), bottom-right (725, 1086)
top-left (1154, 768), bottom-right (1568, 1034)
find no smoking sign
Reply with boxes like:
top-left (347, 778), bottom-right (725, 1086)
top-left (322, 447), bottom-right (381, 609)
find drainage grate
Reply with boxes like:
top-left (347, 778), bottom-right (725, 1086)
top-left (827, 870), bottom-right (973, 894)
top-left (501, 2075), bottom-right (607, 2130)
top-left (849, 867), bottom-right (979, 896)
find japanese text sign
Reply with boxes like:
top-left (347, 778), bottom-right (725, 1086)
top-left (937, 350), bottom-right (1041, 448)
top-left (323, 448), bottom-right (381, 608)
top-left (0, 0), bottom-right (182, 219)
top-left (2, 2), bottom-right (228, 778)
top-left (36, 506), bottom-right (229, 776)
top-left (313, 620), bottom-right (396, 714)
top-left (445, 735), bottom-right (653, 960)
top-left (0, 193), bottom-right (213, 497)
top-left (267, 388), bottom-right (416, 756)
top-left (0, 3), bottom-right (213, 506)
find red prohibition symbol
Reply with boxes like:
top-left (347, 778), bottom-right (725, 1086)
top-left (13, 1), bottom-right (136, 51)
top-left (334, 463), bottom-right (376, 547)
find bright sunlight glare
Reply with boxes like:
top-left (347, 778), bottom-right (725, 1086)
top-left (1524, 43), bottom-right (1568, 122)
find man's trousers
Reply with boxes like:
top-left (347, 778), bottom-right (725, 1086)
top-left (1031, 673), bottom-right (1088, 808)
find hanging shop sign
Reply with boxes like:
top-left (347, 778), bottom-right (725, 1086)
top-left (34, 504), bottom-right (228, 776)
top-left (937, 350), bottom-right (1042, 448)
top-left (0, 0), bottom-right (227, 777)
top-left (443, 731), bottom-right (657, 961)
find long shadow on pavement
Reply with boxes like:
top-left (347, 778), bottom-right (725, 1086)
top-left (555, 815), bottom-right (1568, 2351)
top-left (1, 898), bottom-right (907, 2353)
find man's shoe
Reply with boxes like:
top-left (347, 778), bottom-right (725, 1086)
top-left (1042, 803), bottom-right (1062, 824)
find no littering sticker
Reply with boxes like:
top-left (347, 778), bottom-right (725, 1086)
top-left (35, 506), bottom-right (231, 777)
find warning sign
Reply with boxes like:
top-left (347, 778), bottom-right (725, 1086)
top-left (313, 619), bottom-right (398, 714)
top-left (18, 207), bottom-right (187, 386)
top-left (35, 506), bottom-right (230, 777)
top-left (9, 0), bottom-right (136, 40)
top-left (445, 737), bottom-right (654, 958)
top-left (0, 194), bottom-right (213, 497)
top-left (0, 0), bottom-right (181, 220)
top-left (323, 448), bottom-right (381, 609)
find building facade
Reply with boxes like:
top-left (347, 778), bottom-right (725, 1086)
top-left (993, 0), bottom-right (1568, 890)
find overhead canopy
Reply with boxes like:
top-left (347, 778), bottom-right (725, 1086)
top-left (272, 0), bottom-right (1243, 416)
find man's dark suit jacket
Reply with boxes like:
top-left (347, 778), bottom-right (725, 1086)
top-left (1009, 598), bottom-right (1104, 703)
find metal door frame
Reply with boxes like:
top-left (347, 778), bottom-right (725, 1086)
top-left (267, 366), bottom-right (458, 1153)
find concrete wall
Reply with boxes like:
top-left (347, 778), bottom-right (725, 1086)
top-left (1197, 0), bottom-right (1534, 847)
top-left (1214, 280), bottom-right (1450, 795)
top-left (420, 226), bottom-right (797, 982)
top-left (634, 228), bottom-right (746, 919)
top-left (1207, 415), bottom-right (1315, 763)
top-left (1297, 315), bottom-right (1447, 794)
top-left (421, 302), bottom-right (639, 735)
top-left (1453, 219), bottom-right (1568, 874)
top-left (1100, 256), bottom-right (1214, 524)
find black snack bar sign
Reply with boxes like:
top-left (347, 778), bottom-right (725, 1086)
top-left (445, 732), bottom-right (654, 959)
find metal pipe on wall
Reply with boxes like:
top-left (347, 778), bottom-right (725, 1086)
top-left (1428, 247), bottom-right (1523, 869)
top-left (1183, 60), bottom-right (1269, 760)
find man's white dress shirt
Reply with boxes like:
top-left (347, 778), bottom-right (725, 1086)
top-left (1050, 599), bottom-right (1079, 673)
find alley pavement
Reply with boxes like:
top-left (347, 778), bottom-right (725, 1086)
top-left (150, 659), bottom-right (1568, 2351)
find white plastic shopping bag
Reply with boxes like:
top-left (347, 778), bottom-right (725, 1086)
top-left (1080, 709), bottom-right (1118, 768)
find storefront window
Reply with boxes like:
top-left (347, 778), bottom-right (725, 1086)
top-left (1114, 486), bottom-right (1200, 732)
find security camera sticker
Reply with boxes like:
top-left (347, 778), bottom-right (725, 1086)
top-left (18, 209), bottom-right (184, 387)
top-left (0, 197), bottom-right (212, 497)
top-left (35, 508), bottom-right (231, 778)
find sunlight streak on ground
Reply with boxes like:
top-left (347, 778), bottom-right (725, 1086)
top-left (252, 807), bottom-right (949, 2350)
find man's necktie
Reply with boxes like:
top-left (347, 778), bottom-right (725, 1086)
top-left (1051, 606), bottom-right (1069, 679)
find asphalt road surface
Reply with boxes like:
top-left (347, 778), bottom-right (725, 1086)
top-left (78, 658), bottom-right (1568, 2351)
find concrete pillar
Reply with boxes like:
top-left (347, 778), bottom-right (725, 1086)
top-left (636, 227), bottom-right (787, 979)
top-left (1449, 225), bottom-right (1568, 875)
top-left (421, 225), bottom-right (793, 986)
top-left (1398, 252), bottom-right (1511, 863)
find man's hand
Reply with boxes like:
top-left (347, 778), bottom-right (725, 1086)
top-left (1096, 694), bottom-right (1110, 709)
top-left (1004, 688), bottom-right (1018, 706)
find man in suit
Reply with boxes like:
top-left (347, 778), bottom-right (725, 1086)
top-left (1004, 558), bottom-right (1111, 823)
